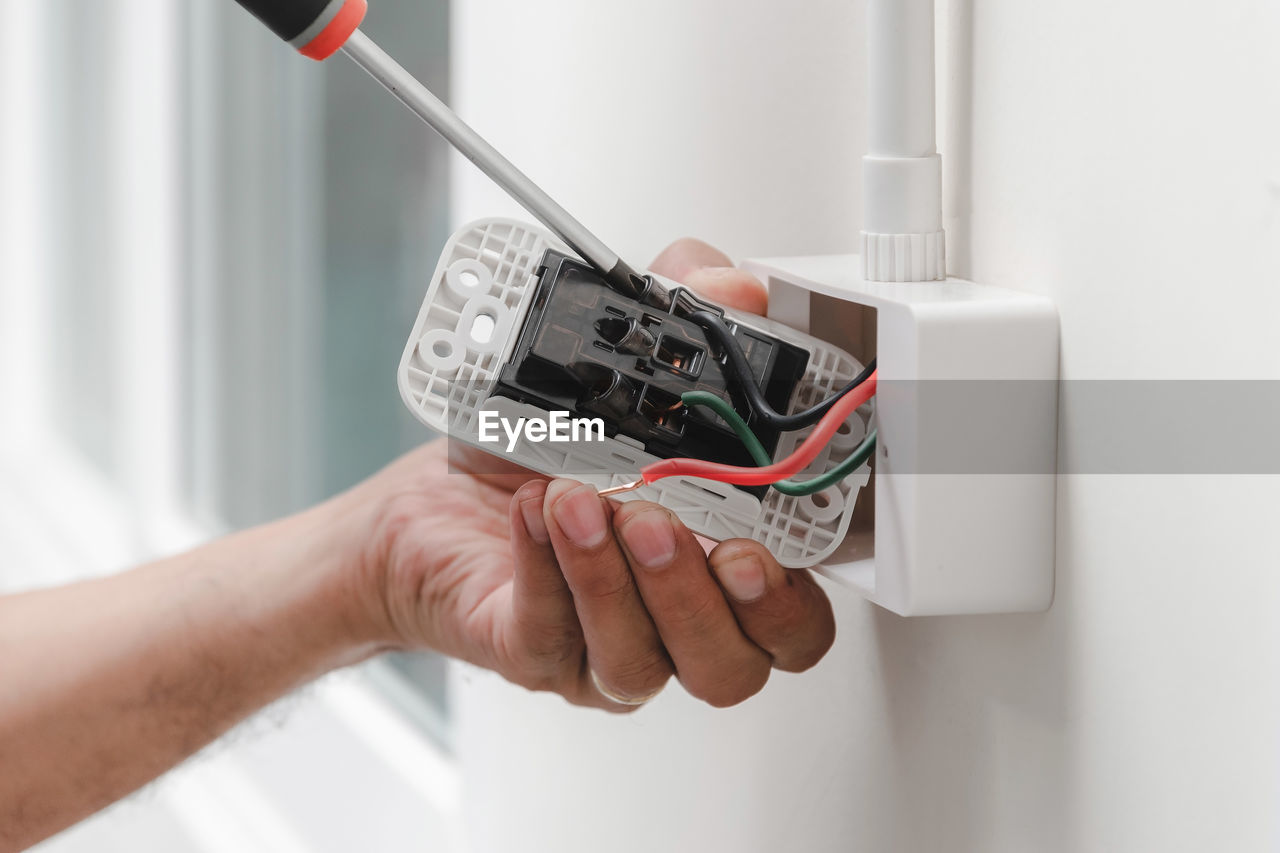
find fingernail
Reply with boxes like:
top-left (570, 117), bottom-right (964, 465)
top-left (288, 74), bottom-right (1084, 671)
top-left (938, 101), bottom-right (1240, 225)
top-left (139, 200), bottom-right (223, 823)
top-left (518, 488), bottom-right (550, 545)
top-left (549, 482), bottom-right (608, 549)
top-left (716, 552), bottom-right (767, 602)
top-left (620, 510), bottom-right (677, 569)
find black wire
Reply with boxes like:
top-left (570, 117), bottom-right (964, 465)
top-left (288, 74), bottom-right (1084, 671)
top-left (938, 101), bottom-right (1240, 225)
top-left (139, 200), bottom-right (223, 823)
top-left (688, 310), bottom-right (877, 432)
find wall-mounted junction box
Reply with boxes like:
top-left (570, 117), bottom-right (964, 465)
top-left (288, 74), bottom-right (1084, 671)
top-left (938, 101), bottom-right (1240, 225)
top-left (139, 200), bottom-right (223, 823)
top-left (744, 255), bottom-right (1059, 615)
top-left (399, 220), bottom-right (1058, 616)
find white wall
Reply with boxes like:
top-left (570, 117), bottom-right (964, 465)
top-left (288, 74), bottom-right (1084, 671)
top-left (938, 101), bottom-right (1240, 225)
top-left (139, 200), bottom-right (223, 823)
top-left (451, 2), bottom-right (1280, 851)
top-left (449, 0), bottom-right (864, 263)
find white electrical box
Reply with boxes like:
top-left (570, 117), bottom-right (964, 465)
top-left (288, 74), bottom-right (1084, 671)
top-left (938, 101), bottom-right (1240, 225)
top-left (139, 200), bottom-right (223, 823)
top-left (744, 255), bottom-right (1059, 615)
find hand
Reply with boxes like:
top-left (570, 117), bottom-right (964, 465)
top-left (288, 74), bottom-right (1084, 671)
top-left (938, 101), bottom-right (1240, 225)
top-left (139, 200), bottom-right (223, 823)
top-left (339, 239), bottom-right (836, 710)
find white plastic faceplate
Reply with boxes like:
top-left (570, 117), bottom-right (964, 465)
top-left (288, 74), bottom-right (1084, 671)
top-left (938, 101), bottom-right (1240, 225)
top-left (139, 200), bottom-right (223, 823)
top-left (398, 219), bottom-right (871, 568)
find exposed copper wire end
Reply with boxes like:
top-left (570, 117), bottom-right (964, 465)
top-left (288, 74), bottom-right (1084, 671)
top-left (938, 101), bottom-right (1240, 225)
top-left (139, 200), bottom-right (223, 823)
top-left (597, 479), bottom-right (644, 498)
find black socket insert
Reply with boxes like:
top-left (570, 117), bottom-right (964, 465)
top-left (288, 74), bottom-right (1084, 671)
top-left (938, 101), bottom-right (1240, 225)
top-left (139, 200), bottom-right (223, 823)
top-left (491, 250), bottom-right (810, 492)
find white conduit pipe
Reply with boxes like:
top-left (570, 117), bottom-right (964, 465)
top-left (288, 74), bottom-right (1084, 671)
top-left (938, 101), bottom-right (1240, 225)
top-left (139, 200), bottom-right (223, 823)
top-left (862, 0), bottom-right (946, 281)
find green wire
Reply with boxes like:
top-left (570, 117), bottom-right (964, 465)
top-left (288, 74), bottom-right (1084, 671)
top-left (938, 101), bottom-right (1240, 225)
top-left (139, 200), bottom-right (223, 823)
top-left (681, 391), bottom-right (773, 464)
top-left (680, 391), bottom-right (876, 497)
top-left (774, 429), bottom-right (876, 496)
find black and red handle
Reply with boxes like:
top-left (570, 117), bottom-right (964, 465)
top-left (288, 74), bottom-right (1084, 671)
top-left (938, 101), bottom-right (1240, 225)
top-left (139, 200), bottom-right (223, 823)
top-left (233, 0), bottom-right (368, 60)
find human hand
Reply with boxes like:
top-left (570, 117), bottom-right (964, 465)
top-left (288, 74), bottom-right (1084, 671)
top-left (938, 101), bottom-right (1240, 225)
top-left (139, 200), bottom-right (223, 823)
top-left (339, 239), bottom-right (836, 710)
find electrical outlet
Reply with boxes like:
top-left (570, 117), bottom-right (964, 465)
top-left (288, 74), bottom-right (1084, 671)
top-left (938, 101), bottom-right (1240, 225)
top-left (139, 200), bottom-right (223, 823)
top-left (398, 219), bottom-right (1058, 614)
top-left (398, 219), bottom-right (874, 568)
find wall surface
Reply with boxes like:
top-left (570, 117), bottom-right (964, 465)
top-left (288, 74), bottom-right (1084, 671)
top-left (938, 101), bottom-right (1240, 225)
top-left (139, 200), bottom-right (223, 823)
top-left (450, 1), bottom-right (1280, 851)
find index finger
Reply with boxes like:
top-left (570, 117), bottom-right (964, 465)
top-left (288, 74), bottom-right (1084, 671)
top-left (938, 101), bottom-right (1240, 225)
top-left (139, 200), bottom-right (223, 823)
top-left (542, 479), bottom-right (675, 704)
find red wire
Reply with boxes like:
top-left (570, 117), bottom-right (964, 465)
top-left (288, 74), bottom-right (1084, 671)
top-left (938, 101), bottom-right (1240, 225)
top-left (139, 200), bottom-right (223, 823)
top-left (640, 371), bottom-right (878, 487)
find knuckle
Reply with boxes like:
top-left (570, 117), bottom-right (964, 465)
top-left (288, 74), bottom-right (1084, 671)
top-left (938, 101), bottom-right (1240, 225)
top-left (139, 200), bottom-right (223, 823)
top-left (520, 566), bottom-right (569, 599)
top-left (776, 607), bottom-right (836, 673)
top-left (687, 661), bottom-right (770, 708)
top-left (751, 570), bottom-right (822, 626)
top-left (600, 652), bottom-right (673, 698)
top-left (519, 622), bottom-right (582, 669)
top-left (777, 630), bottom-right (835, 673)
top-left (574, 567), bottom-right (635, 603)
top-left (659, 591), bottom-right (722, 635)
top-left (758, 583), bottom-right (809, 626)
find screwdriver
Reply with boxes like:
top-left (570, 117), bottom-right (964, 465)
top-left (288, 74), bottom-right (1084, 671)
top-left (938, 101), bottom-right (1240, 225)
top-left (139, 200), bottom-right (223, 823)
top-left (231, 0), bottom-right (648, 299)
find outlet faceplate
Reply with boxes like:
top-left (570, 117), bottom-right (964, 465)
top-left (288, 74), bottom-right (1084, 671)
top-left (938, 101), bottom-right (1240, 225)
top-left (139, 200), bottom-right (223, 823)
top-left (744, 255), bottom-right (1059, 615)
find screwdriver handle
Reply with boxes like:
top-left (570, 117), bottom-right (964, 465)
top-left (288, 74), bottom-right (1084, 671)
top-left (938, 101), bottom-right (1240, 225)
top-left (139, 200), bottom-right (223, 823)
top-left (233, 0), bottom-right (367, 60)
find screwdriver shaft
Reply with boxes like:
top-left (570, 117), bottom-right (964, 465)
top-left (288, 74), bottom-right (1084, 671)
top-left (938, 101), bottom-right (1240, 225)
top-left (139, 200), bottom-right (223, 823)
top-left (341, 29), bottom-right (637, 290)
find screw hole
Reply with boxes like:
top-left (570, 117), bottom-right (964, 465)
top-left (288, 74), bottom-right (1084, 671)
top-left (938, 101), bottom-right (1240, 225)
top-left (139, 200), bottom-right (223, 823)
top-left (469, 312), bottom-right (497, 344)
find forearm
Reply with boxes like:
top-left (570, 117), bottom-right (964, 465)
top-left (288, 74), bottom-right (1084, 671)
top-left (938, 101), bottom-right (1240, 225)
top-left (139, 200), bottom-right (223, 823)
top-left (0, 497), bottom-right (385, 850)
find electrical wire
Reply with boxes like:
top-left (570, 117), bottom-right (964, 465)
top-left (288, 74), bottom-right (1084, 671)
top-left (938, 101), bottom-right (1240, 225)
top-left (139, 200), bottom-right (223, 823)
top-left (637, 372), bottom-right (877, 488)
top-left (779, 431), bottom-right (876, 495)
top-left (680, 390), bottom-right (772, 460)
top-left (688, 309), bottom-right (876, 431)
top-left (680, 391), bottom-right (877, 496)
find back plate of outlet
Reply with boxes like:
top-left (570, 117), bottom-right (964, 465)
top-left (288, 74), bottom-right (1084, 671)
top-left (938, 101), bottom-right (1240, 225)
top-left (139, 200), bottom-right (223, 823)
top-left (398, 218), bottom-right (872, 568)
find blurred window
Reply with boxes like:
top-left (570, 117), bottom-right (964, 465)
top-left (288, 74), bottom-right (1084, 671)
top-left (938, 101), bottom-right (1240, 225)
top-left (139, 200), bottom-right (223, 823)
top-left (0, 0), bottom-right (455, 791)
